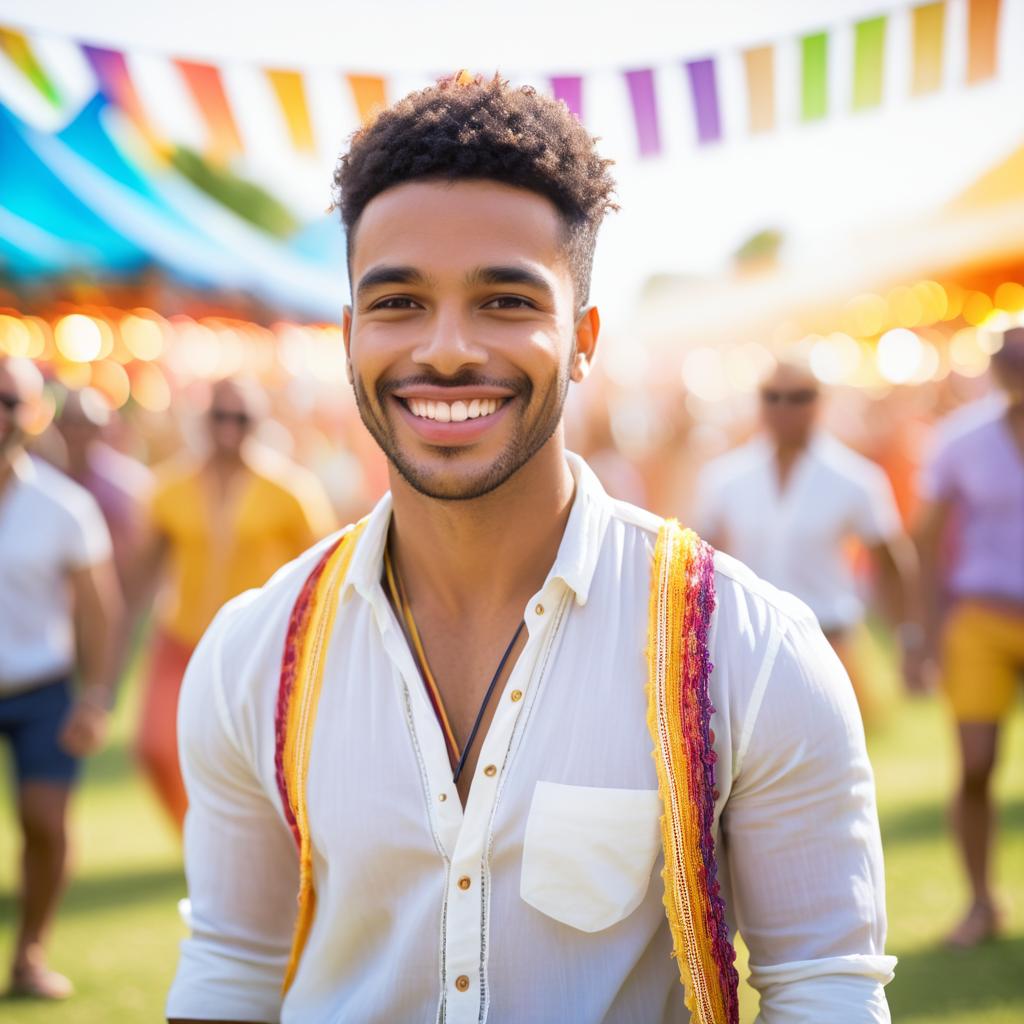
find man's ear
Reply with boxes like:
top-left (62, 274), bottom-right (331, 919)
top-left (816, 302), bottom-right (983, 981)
top-left (570, 306), bottom-right (600, 383)
top-left (342, 306), bottom-right (354, 386)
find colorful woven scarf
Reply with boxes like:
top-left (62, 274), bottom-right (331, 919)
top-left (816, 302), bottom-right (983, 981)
top-left (647, 521), bottom-right (739, 1024)
top-left (274, 519), bottom-right (367, 992)
top-left (275, 518), bottom-right (738, 1021)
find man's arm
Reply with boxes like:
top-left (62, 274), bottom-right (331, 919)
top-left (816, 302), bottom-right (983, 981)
top-left (59, 557), bottom-right (122, 756)
top-left (868, 533), bottom-right (927, 692)
top-left (914, 496), bottom-right (952, 671)
top-left (723, 612), bottom-right (896, 1022)
top-left (166, 604), bottom-right (299, 1023)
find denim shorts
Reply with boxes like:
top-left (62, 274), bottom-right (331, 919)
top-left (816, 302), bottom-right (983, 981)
top-left (0, 678), bottom-right (79, 784)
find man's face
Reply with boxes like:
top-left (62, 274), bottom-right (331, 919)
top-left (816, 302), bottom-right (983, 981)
top-left (759, 364), bottom-right (820, 447)
top-left (206, 382), bottom-right (254, 457)
top-left (0, 364), bottom-right (30, 454)
top-left (344, 179), bottom-right (594, 501)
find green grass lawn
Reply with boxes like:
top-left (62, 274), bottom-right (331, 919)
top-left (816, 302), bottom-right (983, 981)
top-left (1, 635), bottom-right (1022, 1023)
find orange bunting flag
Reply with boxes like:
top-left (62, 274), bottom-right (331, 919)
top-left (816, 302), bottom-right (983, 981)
top-left (743, 45), bottom-right (775, 134)
top-left (967, 0), bottom-right (1001, 83)
top-left (266, 69), bottom-right (315, 152)
top-left (346, 74), bottom-right (388, 126)
top-left (174, 58), bottom-right (243, 160)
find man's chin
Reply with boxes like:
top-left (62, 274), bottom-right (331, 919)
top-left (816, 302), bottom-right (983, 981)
top-left (388, 448), bottom-right (525, 502)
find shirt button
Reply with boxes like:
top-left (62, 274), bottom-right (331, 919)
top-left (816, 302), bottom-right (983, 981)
top-left (483, 764), bottom-right (497, 777)
top-left (439, 793), bottom-right (447, 802)
top-left (534, 602), bottom-right (544, 615)
top-left (510, 689), bottom-right (523, 702)
top-left (455, 975), bottom-right (470, 992)
top-left (457, 875), bottom-right (471, 890)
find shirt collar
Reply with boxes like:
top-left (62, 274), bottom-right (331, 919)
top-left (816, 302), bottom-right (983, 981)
top-left (341, 451), bottom-right (612, 610)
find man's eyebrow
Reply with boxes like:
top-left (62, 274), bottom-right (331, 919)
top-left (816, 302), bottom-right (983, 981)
top-left (355, 265), bottom-right (426, 295)
top-left (469, 265), bottom-right (556, 297)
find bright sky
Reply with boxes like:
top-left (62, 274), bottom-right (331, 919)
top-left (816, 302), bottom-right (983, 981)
top-left (3, 0), bottom-right (1023, 326)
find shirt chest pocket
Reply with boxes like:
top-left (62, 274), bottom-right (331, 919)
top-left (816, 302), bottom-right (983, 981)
top-left (519, 781), bottom-right (662, 934)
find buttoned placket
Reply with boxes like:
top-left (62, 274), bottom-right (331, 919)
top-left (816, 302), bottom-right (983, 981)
top-left (370, 576), bottom-right (570, 1024)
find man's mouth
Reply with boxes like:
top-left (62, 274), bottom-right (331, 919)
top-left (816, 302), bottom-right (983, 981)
top-left (401, 397), bottom-right (508, 423)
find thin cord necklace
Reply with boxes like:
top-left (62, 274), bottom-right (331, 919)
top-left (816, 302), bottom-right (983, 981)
top-left (384, 543), bottom-right (525, 784)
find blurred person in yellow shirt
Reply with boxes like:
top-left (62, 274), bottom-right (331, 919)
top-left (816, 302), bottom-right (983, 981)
top-left (126, 378), bottom-right (336, 828)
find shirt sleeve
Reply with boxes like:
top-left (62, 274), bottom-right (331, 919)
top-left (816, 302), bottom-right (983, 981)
top-left (723, 611), bottom-right (896, 1023)
top-left (849, 465), bottom-right (902, 545)
top-left (166, 603), bottom-right (298, 1023)
top-left (62, 489), bottom-right (113, 570)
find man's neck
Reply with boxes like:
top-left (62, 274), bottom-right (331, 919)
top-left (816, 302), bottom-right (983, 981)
top-left (66, 445), bottom-right (91, 480)
top-left (388, 437), bottom-right (575, 622)
top-left (0, 444), bottom-right (23, 497)
top-left (204, 448), bottom-right (248, 479)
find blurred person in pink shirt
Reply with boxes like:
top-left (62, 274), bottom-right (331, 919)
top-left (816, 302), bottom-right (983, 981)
top-left (56, 388), bottom-right (153, 589)
top-left (916, 326), bottom-right (1024, 948)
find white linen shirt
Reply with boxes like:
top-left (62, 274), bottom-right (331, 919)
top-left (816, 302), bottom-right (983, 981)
top-left (694, 434), bottom-right (902, 631)
top-left (0, 454), bottom-right (112, 691)
top-left (168, 454), bottom-right (895, 1024)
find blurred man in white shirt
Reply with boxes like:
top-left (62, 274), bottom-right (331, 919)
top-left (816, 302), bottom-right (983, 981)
top-left (0, 357), bottom-right (121, 1000)
top-left (696, 359), bottom-right (921, 716)
top-left (167, 76), bottom-right (894, 1024)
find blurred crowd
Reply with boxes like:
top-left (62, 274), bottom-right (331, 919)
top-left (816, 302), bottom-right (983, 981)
top-left (0, 321), bottom-right (1021, 999)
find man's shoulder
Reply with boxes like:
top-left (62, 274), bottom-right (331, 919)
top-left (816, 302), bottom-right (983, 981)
top-left (24, 456), bottom-right (103, 524)
top-left (699, 439), bottom-right (766, 490)
top-left (712, 547), bottom-right (816, 634)
top-left (932, 397), bottom-right (1004, 457)
top-left (219, 526), bottom-right (355, 627)
top-left (812, 434), bottom-right (889, 492)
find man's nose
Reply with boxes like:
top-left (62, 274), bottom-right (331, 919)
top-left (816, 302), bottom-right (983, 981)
top-left (411, 309), bottom-right (487, 377)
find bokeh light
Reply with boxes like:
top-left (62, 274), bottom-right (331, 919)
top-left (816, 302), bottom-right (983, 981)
top-left (876, 328), bottom-right (923, 384)
top-left (55, 313), bottom-right (103, 362)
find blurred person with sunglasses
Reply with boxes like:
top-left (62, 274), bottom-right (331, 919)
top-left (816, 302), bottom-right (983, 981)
top-left (56, 387), bottom-right (153, 590)
top-left (0, 357), bottom-right (121, 1000)
top-left (696, 358), bottom-right (921, 718)
top-left (124, 377), bottom-right (336, 829)
top-left (916, 326), bottom-right (1024, 948)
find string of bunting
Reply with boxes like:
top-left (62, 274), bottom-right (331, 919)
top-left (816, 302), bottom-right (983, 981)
top-left (0, 0), bottom-right (1005, 163)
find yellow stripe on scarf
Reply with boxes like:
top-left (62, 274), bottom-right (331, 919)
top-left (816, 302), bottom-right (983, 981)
top-left (281, 520), bottom-right (366, 993)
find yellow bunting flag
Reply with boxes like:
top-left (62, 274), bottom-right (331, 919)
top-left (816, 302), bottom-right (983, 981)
top-left (266, 69), bottom-right (315, 152)
top-left (911, 3), bottom-right (946, 96)
top-left (0, 28), bottom-right (61, 106)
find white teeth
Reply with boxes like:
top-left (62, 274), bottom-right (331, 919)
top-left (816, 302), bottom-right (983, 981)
top-left (406, 398), bottom-right (504, 420)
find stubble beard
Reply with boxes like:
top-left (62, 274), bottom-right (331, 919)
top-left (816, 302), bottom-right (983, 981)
top-left (352, 369), bottom-right (570, 502)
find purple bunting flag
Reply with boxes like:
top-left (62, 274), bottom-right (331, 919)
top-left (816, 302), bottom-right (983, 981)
top-left (551, 75), bottom-right (583, 120)
top-left (685, 58), bottom-right (722, 144)
top-left (624, 68), bottom-right (662, 157)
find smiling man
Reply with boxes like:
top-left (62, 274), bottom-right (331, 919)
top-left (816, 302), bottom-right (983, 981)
top-left (167, 76), bottom-right (895, 1024)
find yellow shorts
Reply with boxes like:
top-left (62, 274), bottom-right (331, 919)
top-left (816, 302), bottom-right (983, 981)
top-left (942, 602), bottom-right (1024, 722)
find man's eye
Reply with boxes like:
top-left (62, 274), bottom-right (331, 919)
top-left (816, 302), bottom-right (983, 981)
top-left (484, 296), bottom-right (533, 310)
top-left (371, 297), bottom-right (418, 310)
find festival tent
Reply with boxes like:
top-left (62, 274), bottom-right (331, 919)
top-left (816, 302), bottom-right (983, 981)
top-left (630, 129), bottom-right (1024, 359)
top-left (0, 95), bottom-right (344, 317)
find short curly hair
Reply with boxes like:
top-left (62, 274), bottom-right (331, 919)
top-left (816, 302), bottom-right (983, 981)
top-left (333, 74), bottom-right (618, 307)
